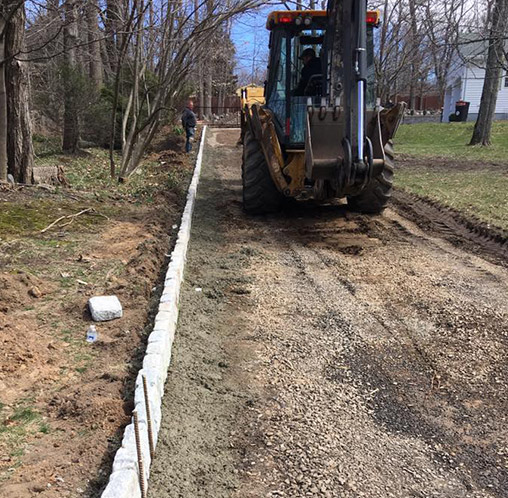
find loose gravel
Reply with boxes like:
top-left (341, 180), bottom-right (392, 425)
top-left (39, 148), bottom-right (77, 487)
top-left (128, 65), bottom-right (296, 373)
top-left (148, 128), bottom-right (508, 498)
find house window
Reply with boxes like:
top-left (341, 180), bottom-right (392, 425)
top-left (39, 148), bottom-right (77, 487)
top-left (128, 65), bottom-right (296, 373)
top-left (505, 72), bottom-right (508, 87)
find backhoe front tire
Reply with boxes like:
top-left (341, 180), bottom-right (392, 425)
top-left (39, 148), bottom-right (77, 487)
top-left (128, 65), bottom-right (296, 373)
top-left (242, 130), bottom-right (283, 214)
top-left (347, 140), bottom-right (395, 214)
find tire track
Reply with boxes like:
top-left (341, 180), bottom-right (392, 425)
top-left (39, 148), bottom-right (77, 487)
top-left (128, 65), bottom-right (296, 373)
top-left (392, 190), bottom-right (508, 265)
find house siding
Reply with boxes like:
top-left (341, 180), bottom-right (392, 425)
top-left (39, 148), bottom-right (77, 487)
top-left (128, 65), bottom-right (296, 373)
top-left (463, 66), bottom-right (508, 115)
top-left (443, 54), bottom-right (508, 121)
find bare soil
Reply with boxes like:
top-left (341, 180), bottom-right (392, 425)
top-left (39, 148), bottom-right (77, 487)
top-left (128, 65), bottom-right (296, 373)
top-left (392, 190), bottom-right (508, 266)
top-left (397, 154), bottom-right (508, 173)
top-left (0, 136), bottom-right (193, 497)
top-left (148, 128), bottom-right (508, 498)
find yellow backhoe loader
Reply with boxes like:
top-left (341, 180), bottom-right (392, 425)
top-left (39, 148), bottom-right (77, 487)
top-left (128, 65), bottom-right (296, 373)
top-left (241, 0), bottom-right (405, 214)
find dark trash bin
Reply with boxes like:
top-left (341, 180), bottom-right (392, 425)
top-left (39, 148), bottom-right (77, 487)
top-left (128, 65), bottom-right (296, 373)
top-left (454, 100), bottom-right (470, 122)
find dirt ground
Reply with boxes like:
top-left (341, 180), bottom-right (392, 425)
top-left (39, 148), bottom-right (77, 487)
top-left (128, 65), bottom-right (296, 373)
top-left (0, 135), bottom-right (193, 497)
top-left (396, 154), bottom-right (508, 173)
top-left (148, 128), bottom-right (508, 498)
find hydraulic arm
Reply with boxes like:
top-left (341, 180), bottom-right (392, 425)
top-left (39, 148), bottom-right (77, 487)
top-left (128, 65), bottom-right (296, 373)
top-left (326, 0), bottom-right (371, 187)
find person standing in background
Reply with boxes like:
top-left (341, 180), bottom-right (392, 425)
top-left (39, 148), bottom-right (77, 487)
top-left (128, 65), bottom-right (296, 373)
top-left (181, 100), bottom-right (197, 153)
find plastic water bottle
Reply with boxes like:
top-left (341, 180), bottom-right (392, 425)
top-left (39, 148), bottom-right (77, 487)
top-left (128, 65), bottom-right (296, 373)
top-left (86, 325), bottom-right (98, 343)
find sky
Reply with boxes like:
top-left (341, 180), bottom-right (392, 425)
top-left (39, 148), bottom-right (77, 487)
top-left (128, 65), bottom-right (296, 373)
top-left (231, 2), bottom-right (327, 84)
top-left (231, 5), bottom-right (276, 85)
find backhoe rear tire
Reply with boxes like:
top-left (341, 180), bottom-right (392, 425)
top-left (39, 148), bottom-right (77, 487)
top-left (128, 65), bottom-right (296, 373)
top-left (242, 129), bottom-right (283, 214)
top-left (347, 140), bottom-right (395, 214)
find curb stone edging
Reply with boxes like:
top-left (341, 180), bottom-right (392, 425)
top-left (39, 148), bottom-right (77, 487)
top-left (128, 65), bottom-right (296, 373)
top-left (101, 126), bottom-right (207, 498)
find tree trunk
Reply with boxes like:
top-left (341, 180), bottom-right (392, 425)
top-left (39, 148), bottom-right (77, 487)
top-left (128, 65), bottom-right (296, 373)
top-left (0, 18), bottom-right (7, 181)
top-left (86, 0), bottom-right (103, 89)
top-left (105, 0), bottom-right (121, 75)
top-left (204, 0), bottom-right (214, 119)
top-left (470, 0), bottom-right (508, 146)
top-left (62, 0), bottom-right (80, 153)
top-left (217, 84), bottom-right (224, 116)
top-left (376, 0), bottom-right (389, 101)
top-left (205, 68), bottom-right (212, 118)
top-left (408, 0), bottom-right (419, 113)
top-left (194, 0), bottom-right (203, 119)
top-left (197, 62), bottom-right (204, 119)
top-left (5, 2), bottom-right (33, 183)
top-left (147, 0), bottom-right (155, 72)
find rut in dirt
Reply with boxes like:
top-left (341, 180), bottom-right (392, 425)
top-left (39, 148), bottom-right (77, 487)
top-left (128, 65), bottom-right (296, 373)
top-left (148, 128), bottom-right (508, 498)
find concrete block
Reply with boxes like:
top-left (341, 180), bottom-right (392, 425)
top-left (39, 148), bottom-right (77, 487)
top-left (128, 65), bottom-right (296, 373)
top-left (152, 318), bottom-right (171, 333)
top-left (101, 469), bottom-right (140, 498)
top-left (89, 295), bottom-right (123, 322)
top-left (100, 126), bottom-right (207, 498)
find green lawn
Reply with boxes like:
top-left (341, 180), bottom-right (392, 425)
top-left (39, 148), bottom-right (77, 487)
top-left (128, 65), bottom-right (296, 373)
top-left (393, 121), bottom-right (508, 231)
top-left (396, 169), bottom-right (508, 231)
top-left (395, 121), bottom-right (508, 162)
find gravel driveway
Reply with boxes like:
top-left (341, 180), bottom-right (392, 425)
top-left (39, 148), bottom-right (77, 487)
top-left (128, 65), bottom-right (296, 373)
top-left (148, 128), bottom-right (508, 498)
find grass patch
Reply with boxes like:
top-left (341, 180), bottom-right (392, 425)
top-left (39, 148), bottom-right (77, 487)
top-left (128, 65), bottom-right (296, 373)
top-left (35, 147), bottom-right (189, 203)
top-left (0, 401), bottom-right (43, 477)
top-left (3, 131), bottom-right (189, 243)
top-left (396, 169), bottom-right (508, 230)
top-left (394, 121), bottom-right (508, 230)
top-left (58, 326), bottom-right (97, 375)
top-left (9, 407), bottom-right (39, 424)
top-left (0, 199), bottom-right (108, 239)
top-left (39, 423), bottom-right (50, 434)
top-left (395, 121), bottom-right (508, 162)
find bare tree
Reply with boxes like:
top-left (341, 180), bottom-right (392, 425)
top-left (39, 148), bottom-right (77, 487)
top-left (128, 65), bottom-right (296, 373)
top-left (112, 0), bottom-right (261, 179)
top-left (407, 0), bottom-right (421, 110)
top-left (373, 0), bottom-right (412, 104)
top-left (62, 0), bottom-right (80, 152)
top-left (470, 0), bottom-right (508, 145)
top-left (1, 0), bottom-right (33, 183)
top-left (6, 0), bottom-right (33, 182)
top-left (0, 9), bottom-right (8, 180)
top-left (423, 0), bottom-right (463, 103)
top-left (86, 0), bottom-right (103, 89)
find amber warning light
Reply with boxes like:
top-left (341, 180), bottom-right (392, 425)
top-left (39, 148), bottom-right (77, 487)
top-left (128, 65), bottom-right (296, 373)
top-left (366, 10), bottom-right (380, 26)
top-left (268, 10), bottom-right (380, 29)
top-left (275, 11), bottom-right (380, 26)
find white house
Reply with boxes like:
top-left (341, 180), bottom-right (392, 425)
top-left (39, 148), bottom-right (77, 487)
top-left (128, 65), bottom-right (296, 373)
top-left (443, 37), bottom-right (508, 122)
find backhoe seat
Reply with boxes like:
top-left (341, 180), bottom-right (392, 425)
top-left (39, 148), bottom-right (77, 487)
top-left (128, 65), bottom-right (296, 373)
top-left (304, 74), bottom-right (323, 96)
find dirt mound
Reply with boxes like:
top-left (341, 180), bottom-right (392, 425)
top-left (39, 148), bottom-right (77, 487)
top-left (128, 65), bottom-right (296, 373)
top-left (0, 143), bottom-right (193, 496)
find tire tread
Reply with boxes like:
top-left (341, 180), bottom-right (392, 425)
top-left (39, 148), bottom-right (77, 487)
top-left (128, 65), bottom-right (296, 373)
top-left (242, 130), bottom-right (283, 214)
top-left (347, 140), bottom-right (395, 214)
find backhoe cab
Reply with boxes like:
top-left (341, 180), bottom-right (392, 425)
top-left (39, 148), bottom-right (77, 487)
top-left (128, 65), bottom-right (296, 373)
top-left (241, 0), bottom-right (405, 214)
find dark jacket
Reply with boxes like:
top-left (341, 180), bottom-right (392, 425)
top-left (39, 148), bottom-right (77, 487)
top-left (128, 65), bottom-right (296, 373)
top-left (294, 57), bottom-right (322, 96)
top-left (182, 107), bottom-right (197, 129)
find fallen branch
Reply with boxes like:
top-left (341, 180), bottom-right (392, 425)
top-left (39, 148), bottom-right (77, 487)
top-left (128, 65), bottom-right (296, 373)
top-left (59, 218), bottom-right (75, 229)
top-left (16, 183), bottom-right (56, 191)
top-left (40, 208), bottom-right (93, 233)
top-left (40, 216), bottom-right (66, 233)
top-left (89, 211), bottom-right (110, 220)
